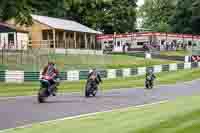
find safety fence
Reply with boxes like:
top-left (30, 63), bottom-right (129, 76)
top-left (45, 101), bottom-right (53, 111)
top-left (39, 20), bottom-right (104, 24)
top-left (0, 48), bottom-right (104, 72)
top-left (0, 62), bottom-right (199, 83)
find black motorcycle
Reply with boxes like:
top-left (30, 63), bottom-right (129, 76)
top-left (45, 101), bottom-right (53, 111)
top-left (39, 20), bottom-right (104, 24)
top-left (38, 78), bottom-right (59, 103)
top-left (145, 79), bottom-right (154, 89)
top-left (85, 75), bottom-right (98, 97)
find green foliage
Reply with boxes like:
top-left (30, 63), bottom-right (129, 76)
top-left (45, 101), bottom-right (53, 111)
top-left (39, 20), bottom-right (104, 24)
top-left (191, 0), bottom-right (200, 34)
top-left (139, 0), bottom-right (176, 32)
top-left (169, 0), bottom-right (194, 34)
top-left (168, 0), bottom-right (200, 34)
top-left (1, 0), bottom-right (200, 34)
top-left (139, 0), bottom-right (200, 34)
top-left (102, 0), bottom-right (137, 33)
top-left (0, 0), bottom-right (137, 34)
top-left (1, 0), bottom-right (33, 25)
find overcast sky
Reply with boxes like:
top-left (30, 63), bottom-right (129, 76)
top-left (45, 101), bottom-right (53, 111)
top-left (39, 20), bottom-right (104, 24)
top-left (137, 0), bottom-right (144, 6)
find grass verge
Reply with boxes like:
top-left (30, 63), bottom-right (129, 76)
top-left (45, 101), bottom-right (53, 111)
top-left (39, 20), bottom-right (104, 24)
top-left (159, 50), bottom-right (191, 57)
top-left (1, 68), bottom-right (200, 97)
top-left (2, 95), bottom-right (200, 133)
top-left (2, 54), bottom-right (178, 71)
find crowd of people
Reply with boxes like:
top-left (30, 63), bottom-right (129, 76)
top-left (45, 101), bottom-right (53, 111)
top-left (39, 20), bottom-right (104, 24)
top-left (160, 41), bottom-right (192, 51)
top-left (143, 40), bottom-right (193, 52)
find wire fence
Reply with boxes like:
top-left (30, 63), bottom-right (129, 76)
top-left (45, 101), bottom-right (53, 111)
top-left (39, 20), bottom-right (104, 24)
top-left (0, 48), bottom-right (110, 72)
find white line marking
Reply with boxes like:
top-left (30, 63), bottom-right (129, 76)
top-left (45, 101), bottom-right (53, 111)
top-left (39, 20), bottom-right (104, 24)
top-left (0, 100), bottom-right (169, 133)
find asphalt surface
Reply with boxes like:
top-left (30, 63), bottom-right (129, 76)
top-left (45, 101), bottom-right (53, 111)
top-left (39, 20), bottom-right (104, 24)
top-left (1, 80), bottom-right (200, 130)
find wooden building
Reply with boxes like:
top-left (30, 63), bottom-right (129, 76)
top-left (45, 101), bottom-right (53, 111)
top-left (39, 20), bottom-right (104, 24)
top-left (0, 22), bottom-right (28, 50)
top-left (6, 15), bottom-right (102, 49)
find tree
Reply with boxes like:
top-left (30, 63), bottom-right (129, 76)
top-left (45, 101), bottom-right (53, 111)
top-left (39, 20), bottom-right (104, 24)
top-left (0, 0), bottom-right (138, 33)
top-left (63, 0), bottom-right (137, 33)
top-left (94, 0), bottom-right (137, 33)
top-left (140, 0), bottom-right (176, 32)
top-left (1, 0), bottom-right (33, 25)
top-left (110, 0), bottom-right (137, 33)
top-left (191, 0), bottom-right (200, 34)
top-left (169, 0), bottom-right (194, 34)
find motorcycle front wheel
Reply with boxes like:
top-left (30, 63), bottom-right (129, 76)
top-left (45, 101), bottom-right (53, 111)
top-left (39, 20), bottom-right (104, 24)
top-left (85, 83), bottom-right (91, 97)
top-left (92, 89), bottom-right (97, 97)
top-left (145, 80), bottom-right (153, 89)
top-left (38, 88), bottom-right (47, 103)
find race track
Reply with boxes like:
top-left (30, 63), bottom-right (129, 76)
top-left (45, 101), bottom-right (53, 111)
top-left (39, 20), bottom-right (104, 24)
top-left (1, 80), bottom-right (200, 130)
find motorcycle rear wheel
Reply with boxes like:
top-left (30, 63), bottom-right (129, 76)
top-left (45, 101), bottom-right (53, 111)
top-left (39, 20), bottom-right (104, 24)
top-left (38, 88), bottom-right (46, 103)
top-left (145, 81), bottom-right (153, 89)
top-left (92, 89), bottom-right (97, 97)
top-left (85, 83), bottom-right (91, 97)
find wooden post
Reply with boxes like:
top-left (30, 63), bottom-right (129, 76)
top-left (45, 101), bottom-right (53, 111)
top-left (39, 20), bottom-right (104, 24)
top-left (16, 32), bottom-right (18, 50)
top-left (53, 29), bottom-right (56, 49)
top-left (47, 30), bottom-right (50, 48)
top-left (63, 31), bottom-right (66, 49)
top-left (114, 32), bottom-right (116, 47)
top-left (74, 32), bottom-right (77, 49)
top-left (84, 33), bottom-right (88, 49)
top-left (92, 34), bottom-right (94, 49)
top-left (90, 34), bottom-right (93, 49)
top-left (93, 35), bottom-right (96, 49)
top-left (21, 40), bottom-right (23, 64)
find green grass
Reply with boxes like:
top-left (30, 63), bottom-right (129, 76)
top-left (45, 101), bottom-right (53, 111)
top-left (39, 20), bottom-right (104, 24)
top-left (159, 50), bottom-right (191, 57)
top-left (3, 95), bottom-right (200, 133)
top-left (1, 68), bottom-right (200, 97)
top-left (1, 54), bottom-right (178, 71)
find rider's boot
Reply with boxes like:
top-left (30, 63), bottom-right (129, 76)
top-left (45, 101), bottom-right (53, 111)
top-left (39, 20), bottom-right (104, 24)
top-left (47, 85), bottom-right (55, 96)
top-left (48, 87), bottom-right (52, 95)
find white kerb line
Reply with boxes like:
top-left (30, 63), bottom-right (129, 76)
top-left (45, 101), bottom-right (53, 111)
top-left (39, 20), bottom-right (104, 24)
top-left (0, 100), bottom-right (169, 133)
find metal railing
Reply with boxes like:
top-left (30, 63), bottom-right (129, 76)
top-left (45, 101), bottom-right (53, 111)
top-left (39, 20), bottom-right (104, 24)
top-left (28, 40), bottom-right (101, 50)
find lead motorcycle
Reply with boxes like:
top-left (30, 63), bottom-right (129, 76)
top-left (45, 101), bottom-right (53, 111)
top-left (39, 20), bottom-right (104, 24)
top-left (38, 75), bottom-right (59, 103)
top-left (85, 75), bottom-right (98, 97)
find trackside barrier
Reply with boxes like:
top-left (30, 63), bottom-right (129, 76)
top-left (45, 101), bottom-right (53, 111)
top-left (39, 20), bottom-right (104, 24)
top-left (107, 69), bottom-right (116, 79)
top-left (123, 68), bottom-right (131, 77)
top-left (0, 71), bottom-right (5, 82)
top-left (162, 64), bottom-right (170, 72)
top-left (177, 63), bottom-right (184, 70)
top-left (154, 65), bottom-right (162, 73)
top-left (24, 72), bottom-right (40, 81)
top-left (67, 71), bottom-right (79, 81)
top-left (1, 62), bottom-right (200, 83)
top-left (116, 69), bottom-right (123, 77)
top-left (5, 71), bottom-right (24, 83)
top-left (138, 67), bottom-right (146, 75)
top-left (131, 68), bottom-right (137, 76)
top-left (184, 62), bottom-right (191, 69)
top-left (169, 64), bottom-right (177, 71)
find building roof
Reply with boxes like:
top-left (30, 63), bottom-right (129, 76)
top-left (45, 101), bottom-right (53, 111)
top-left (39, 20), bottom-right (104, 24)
top-left (31, 14), bottom-right (102, 34)
top-left (0, 22), bottom-right (28, 33)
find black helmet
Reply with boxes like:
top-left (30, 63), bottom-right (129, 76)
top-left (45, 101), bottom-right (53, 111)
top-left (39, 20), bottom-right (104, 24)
top-left (148, 69), bottom-right (153, 73)
top-left (48, 61), bottom-right (55, 66)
